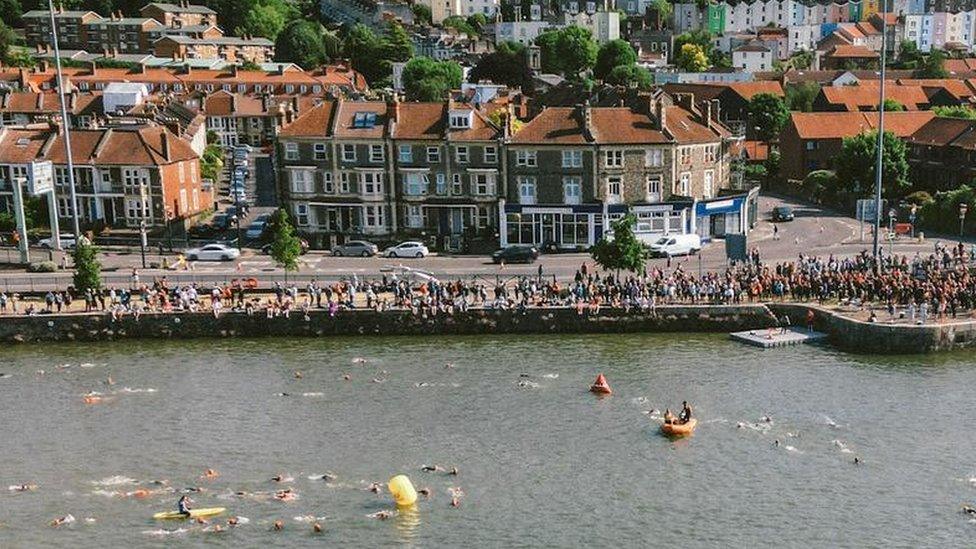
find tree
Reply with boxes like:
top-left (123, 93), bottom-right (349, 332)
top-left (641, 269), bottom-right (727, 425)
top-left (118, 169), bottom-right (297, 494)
top-left (0, 0), bottom-right (23, 27)
top-left (402, 57), bottom-right (462, 101)
top-left (343, 24), bottom-right (388, 85)
top-left (0, 20), bottom-right (16, 65)
top-left (676, 43), bottom-right (708, 72)
top-left (594, 39), bottom-right (637, 80)
top-left (915, 48), bottom-right (948, 78)
top-left (881, 98), bottom-right (905, 112)
top-left (467, 13), bottom-right (487, 33)
top-left (896, 40), bottom-right (922, 68)
top-left (382, 21), bottom-right (413, 63)
top-left (72, 240), bottom-right (102, 293)
top-left (274, 20), bottom-right (329, 69)
top-left (590, 214), bottom-right (645, 274)
top-left (648, 0), bottom-right (672, 28)
top-left (785, 81), bottom-right (819, 112)
top-left (468, 41), bottom-right (533, 93)
top-left (673, 29), bottom-right (712, 62)
top-left (748, 93), bottom-right (789, 143)
top-left (201, 144), bottom-right (224, 182)
top-left (605, 64), bottom-right (653, 89)
top-left (488, 109), bottom-right (524, 134)
top-left (442, 15), bottom-right (477, 37)
top-left (411, 3), bottom-right (432, 25)
top-left (238, 0), bottom-right (295, 40)
top-left (800, 170), bottom-right (838, 202)
top-left (836, 130), bottom-right (909, 199)
top-left (535, 26), bottom-right (597, 77)
top-left (933, 105), bottom-right (976, 119)
top-left (268, 208), bottom-right (301, 280)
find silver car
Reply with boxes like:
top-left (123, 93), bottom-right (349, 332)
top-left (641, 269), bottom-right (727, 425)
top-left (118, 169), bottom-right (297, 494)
top-left (332, 240), bottom-right (378, 257)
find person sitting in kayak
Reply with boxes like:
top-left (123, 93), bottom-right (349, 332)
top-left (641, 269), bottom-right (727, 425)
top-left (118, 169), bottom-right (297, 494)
top-left (177, 495), bottom-right (193, 517)
top-left (679, 401), bottom-right (693, 424)
top-left (663, 409), bottom-right (675, 425)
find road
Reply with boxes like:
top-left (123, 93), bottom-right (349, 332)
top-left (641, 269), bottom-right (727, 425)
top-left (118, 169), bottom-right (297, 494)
top-left (0, 195), bottom-right (966, 293)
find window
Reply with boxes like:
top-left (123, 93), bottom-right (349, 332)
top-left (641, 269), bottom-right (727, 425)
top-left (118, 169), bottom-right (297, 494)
top-left (283, 142), bottom-right (298, 160)
top-left (342, 144), bottom-right (356, 162)
top-left (435, 173), bottom-right (447, 195)
top-left (125, 197), bottom-right (149, 220)
top-left (646, 175), bottom-right (662, 201)
top-left (606, 176), bottom-right (621, 203)
top-left (679, 147), bottom-right (692, 165)
top-left (805, 141), bottom-right (817, 151)
top-left (295, 203), bottom-right (309, 226)
top-left (679, 172), bottom-right (691, 195)
top-left (323, 172), bottom-right (334, 193)
top-left (472, 173), bottom-right (494, 196)
top-left (363, 205), bottom-right (385, 228)
top-left (704, 145), bottom-right (717, 163)
top-left (450, 111), bottom-right (472, 128)
top-left (562, 150), bottom-right (583, 168)
top-left (290, 169), bottom-right (314, 193)
top-left (484, 146), bottom-right (497, 163)
top-left (563, 177), bottom-right (582, 204)
top-left (427, 146), bottom-right (441, 163)
top-left (398, 144), bottom-right (412, 162)
top-left (405, 173), bottom-right (429, 196)
top-left (369, 144), bottom-right (385, 162)
top-left (123, 168), bottom-right (149, 192)
top-left (518, 176), bottom-right (536, 204)
top-left (339, 172), bottom-right (350, 193)
top-left (179, 188), bottom-right (188, 213)
top-left (313, 142), bottom-right (327, 160)
top-left (646, 148), bottom-right (663, 167)
top-left (476, 206), bottom-right (491, 229)
top-left (55, 167), bottom-right (69, 187)
top-left (704, 170), bottom-right (714, 198)
top-left (192, 188), bottom-right (199, 211)
top-left (604, 150), bottom-right (624, 168)
top-left (57, 198), bottom-right (74, 217)
top-left (452, 173), bottom-right (462, 195)
top-left (360, 172), bottom-right (383, 197)
top-left (405, 204), bottom-right (424, 228)
top-left (178, 162), bottom-right (185, 184)
top-left (456, 146), bottom-right (469, 163)
top-left (515, 150), bottom-right (537, 167)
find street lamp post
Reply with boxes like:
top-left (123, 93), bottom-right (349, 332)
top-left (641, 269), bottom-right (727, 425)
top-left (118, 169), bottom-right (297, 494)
top-left (960, 203), bottom-right (968, 238)
top-left (872, 0), bottom-right (889, 260)
top-left (47, 0), bottom-right (81, 241)
top-left (139, 220), bottom-right (147, 269)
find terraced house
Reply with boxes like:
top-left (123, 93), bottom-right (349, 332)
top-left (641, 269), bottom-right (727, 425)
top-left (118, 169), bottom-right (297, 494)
top-left (503, 92), bottom-right (732, 249)
top-left (391, 100), bottom-right (502, 251)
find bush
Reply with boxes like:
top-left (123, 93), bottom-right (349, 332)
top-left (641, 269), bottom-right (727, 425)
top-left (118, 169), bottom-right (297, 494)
top-left (903, 190), bottom-right (934, 206)
top-left (27, 261), bottom-right (56, 273)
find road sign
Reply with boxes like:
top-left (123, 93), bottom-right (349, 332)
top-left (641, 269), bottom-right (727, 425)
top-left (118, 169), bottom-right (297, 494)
top-left (27, 160), bottom-right (54, 196)
top-left (725, 233), bottom-right (748, 262)
top-left (856, 199), bottom-right (886, 223)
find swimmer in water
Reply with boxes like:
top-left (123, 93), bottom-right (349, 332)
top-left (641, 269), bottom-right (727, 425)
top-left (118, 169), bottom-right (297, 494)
top-left (273, 519), bottom-right (284, 531)
top-left (422, 465), bottom-right (443, 472)
top-left (368, 482), bottom-right (382, 493)
top-left (294, 371), bottom-right (303, 379)
top-left (774, 440), bottom-right (780, 447)
top-left (854, 457), bottom-right (861, 465)
top-left (105, 376), bottom-right (114, 386)
top-left (227, 517), bottom-right (240, 526)
top-left (271, 475), bottom-right (285, 482)
top-left (449, 467), bottom-right (459, 476)
top-left (451, 496), bottom-right (461, 507)
top-left (202, 469), bottom-right (219, 480)
top-left (343, 374), bottom-right (351, 381)
top-left (12, 483), bottom-right (37, 492)
top-left (313, 522), bottom-right (323, 533)
top-left (274, 489), bottom-right (296, 501)
top-left (316, 473), bottom-right (337, 482)
top-left (369, 510), bottom-right (393, 520)
top-left (963, 505), bottom-right (976, 515)
top-left (444, 363), bottom-right (455, 369)
top-left (50, 514), bottom-right (74, 527)
top-left (418, 487), bottom-right (432, 498)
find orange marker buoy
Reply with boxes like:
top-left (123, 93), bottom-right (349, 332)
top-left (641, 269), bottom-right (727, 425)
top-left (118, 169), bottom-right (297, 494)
top-left (590, 374), bottom-right (612, 395)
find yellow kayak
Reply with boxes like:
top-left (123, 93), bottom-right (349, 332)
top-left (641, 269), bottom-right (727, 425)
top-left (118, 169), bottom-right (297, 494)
top-left (153, 507), bottom-right (226, 520)
top-left (661, 418), bottom-right (698, 437)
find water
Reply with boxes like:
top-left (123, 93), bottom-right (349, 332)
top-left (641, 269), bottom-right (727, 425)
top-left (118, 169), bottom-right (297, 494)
top-left (2, 334), bottom-right (976, 547)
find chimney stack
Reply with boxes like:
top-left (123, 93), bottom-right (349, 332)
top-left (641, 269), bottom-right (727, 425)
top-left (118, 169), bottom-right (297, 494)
top-left (161, 130), bottom-right (171, 162)
top-left (581, 101), bottom-right (593, 141)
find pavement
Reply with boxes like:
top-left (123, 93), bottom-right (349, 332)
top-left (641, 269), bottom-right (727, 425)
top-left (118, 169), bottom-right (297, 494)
top-left (0, 194), bottom-right (969, 293)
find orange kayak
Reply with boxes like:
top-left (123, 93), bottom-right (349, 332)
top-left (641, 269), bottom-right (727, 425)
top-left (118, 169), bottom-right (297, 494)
top-left (661, 418), bottom-right (697, 437)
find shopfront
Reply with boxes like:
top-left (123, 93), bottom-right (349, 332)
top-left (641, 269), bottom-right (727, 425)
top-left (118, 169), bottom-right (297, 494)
top-left (502, 204), bottom-right (605, 250)
top-left (694, 189), bottom-right (757, 239)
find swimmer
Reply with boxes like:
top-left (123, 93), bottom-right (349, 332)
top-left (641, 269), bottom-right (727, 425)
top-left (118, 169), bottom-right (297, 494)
top-left (227, 517), bottom-right (239, 526)
top-left (761, 416), bottom-right (773, 423)
top-left (195, 517), bottom-right (208, 525)
top-left (451, 496), bottom-right (461, 507)
top-left (275, 489), bottom-right (297, 501)
top-left (11, 483), bottom-right (37, 492)
top-left (210, 524), bottom-right (223, 533)
top-left (368, 510), bottom-right (393, 520)
top-left (315, 473), bottom-right (337, 482)
top-left (963, 505), bottom-right (976, 515)
top-left (343, 374), bottom-right (351, 381)
top-left (367, 482), bottom-right (382, 493)
top-left (202, 469), bottom-right (219, 480)
top-left (774, 440), bottom-right (780, 447)
top-left (444, 362), bottom-right (455, 369)
top-left (271, 475), bottom-right (287, 483)
top-left (277, 392), bottom-right (291, 397)
top-left (421, 465), bottom-right (444, 473)
top-left (312, 522), bottom-right (323, 533)
top-left (50, 514), bottom-right (75, 527)
top-left (294, 371), bottom-right (303, 379)
top-left (418, 487), bottom-right (432, 498)
top-left (105, 376), bottom-right (114, 386)
top-left (449, 467), bottom-right (459, 476)
top-left (372, 377), bottom-right (385, 383)
top-left (183, 486), bottom-right (204, 493)
top-left (854, 457), bottom-right (861, 465)
top-left (128, 488), bottom-right (151, 499)
top-left (273, 519), bottom-right (284, 531)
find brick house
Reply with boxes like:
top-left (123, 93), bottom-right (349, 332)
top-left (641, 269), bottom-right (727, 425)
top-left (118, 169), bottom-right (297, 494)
top-left (391, 100), bottom-right (502, 251)
top-left (23, 9), bottom-right (102, 50)
top-left (779, 111), bottom-right (935, 181)
top-left (905, 117), bottom-right (976, 193)
top-left (139, 2), bottom-right (218, 28)
top-left (83, 16), bottom-right (164, 54)
top-left (190, 90), bottom-right (313, 147)
top-left (0, 124), bottom-right (210, 228)
top-left (0, 91), bottom-right (102, 129)
top-left (152, 36), bottom-right (275, 64)
top-left (661, 81), bottom-right (784, 137)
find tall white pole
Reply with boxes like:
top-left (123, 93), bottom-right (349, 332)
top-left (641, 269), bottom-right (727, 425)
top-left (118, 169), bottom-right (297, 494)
top-left (872, 2), bottom-right (887, 260)
top-left (47, 0), bottom-right (81, 240)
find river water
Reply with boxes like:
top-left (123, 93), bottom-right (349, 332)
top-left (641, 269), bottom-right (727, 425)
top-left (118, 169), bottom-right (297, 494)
top-left (2, 334), bottom-right (975, 547)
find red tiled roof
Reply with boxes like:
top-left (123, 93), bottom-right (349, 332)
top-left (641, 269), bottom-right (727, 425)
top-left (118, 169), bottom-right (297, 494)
top-left (741, 140), bottom-right (769, 161)
top-left (0, 125), bottom-right (196, 165)
top-left (392, 102), bottom-right (445, 140)
top-left (789, 111), bottom-right (935, 139)
top-left (819, 83), bottom-right (929, 111)
top-left (510, 106), bottom-right (672, 145)
top-left (665, 106), bottom-right (720, 144)
top-left (945, 58), bottom-right (976, 73)
top-left (897, 78), bottom-right (976, 100)
top-left (333, 101), bottom-right (388, 139)
top-left (906, 117), bottom-right (976, 148)
top-left (277, 101), bottom-right (335, 138)
top-left (509, 107), bottom-right (588, 145)
top-left (726, 81), bottom-right (785, 99)
top-left (0, 127), bottom-right (51, 163)
top-left (827, 45), bottom-right (879, 59)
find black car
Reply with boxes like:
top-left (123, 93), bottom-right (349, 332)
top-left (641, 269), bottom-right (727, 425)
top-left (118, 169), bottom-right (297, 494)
top-left (492, 245), bottom-right (539, 264)
top-left (210, 213), bottom-right (232, 230)
top-left (772, 206), bottom-right (795, 222)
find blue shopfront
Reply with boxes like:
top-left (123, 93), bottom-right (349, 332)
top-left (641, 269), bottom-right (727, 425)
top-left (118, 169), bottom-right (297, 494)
top-left (694, 189), bottom-right (758, 239)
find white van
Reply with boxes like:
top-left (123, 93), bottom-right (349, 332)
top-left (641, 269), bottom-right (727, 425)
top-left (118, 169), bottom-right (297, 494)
top-left (648, 234), bottom-right (702, 257)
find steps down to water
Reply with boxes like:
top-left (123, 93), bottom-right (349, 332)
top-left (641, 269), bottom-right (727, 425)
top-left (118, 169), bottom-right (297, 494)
top-left (730, 327), bottom-right (828, 349)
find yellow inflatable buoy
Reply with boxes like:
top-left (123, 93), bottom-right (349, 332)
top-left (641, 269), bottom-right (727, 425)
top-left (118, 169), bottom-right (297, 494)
top-left (388, 475), bottom-right (417, 508)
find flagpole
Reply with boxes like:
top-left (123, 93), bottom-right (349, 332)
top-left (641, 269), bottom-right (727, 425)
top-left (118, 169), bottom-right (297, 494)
top-left (47, 0), bottom-right (81, 240)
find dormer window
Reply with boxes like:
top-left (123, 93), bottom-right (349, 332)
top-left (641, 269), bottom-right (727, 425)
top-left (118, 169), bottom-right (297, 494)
top-left (449, 110), bottom-right (472, 129)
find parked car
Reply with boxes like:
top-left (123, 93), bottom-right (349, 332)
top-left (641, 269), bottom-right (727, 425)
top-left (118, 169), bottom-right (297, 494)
top-left (244, 220), bottom-right (267, 240)
top-left (383, 241), bottom-right (430, 258)
top-left (230, 188), bottom-right (247, 202)
top-left (234, 144), bottom-right (252, 154)
top-left (332, 240), bottom-right (378, 257)
top-left (648, 234), bottom-right (701, 258)
top-left (491, 245), bottom-right (539, 264)
top-left (184, 243), bottom-right (240, 261)
top-left (772, 206), bottom-right (795, 222)
top-left (38, 234), bottom-right (76, 249)
top-left (210, 213), bottom-right (231, 230)
top-left (261, 239), bottom-right (309, 255)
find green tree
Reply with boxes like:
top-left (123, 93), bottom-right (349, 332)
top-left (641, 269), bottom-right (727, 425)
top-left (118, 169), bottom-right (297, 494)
top-left (402, 57), bottom-right (462, 101)
top-left (748, 92), bottom-right (789, 143)
top-left (785, 81), bottom-right (819, 112)
top-left (673, 29), bottom-right (712, 61)
top-left (442, 15), bottom-right (477, 37)
top-left (0, 20), bottom-right (17, 65)
top-left (268, 208), bottom-right (301, 280)
top-left (836, 130), bottom-right (909, 199)
top-left (605, 64), bottom-right (653, 89)
top-left (648, 0), bottom-right (672, 27)
top-left (920, 185), bottom-right (976, 234)
top-left (382, 21), bottom-right (413, 63)
top-left (274, 20), bottom-right (329, 69)
top-left (915, 48), bottom-right (948, 78)
top-left (933, 105), bottom-right (976, 119)
top-left (238, 0), bottom-right (295, 40)
top-left (676, 43), bottom-right (708, 72)
top-left (343, 24), bottom-right (388, 85)
top-left (535, 26), bottom-right (597, 77)
top-left (896, 40), bottom-right (922, 68)
top-left (881, 98), bottom-right (905, 112)
top-left (72, 240), bottom-right (102, 293)
top-left (411, 3), bottom-right (432, 25)
top-left (468, 41), bottom-right (533, 93)
top-left (800, 170), bottom-right (838, 202)
top-left (0, 0), bottom-right (23, 27)
top-left (590, 214), bottom-right (645, 274)
top-left (467, 13), bottom-right (487, 32)
top-left (200, 144), bottom-right (224, 182)
top-left (594, 39), bottom-right (637, 80)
